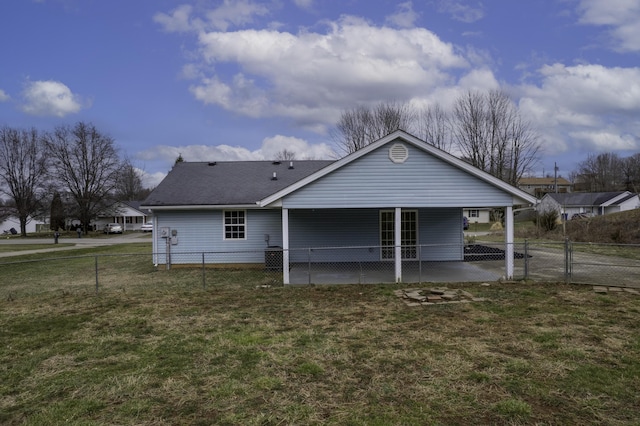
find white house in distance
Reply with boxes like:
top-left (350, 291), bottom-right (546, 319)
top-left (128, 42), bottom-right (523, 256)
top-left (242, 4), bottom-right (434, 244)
top-left (0, 215), bottom-right (47, 234)
top-left (95, 201), bottom-right (151, 232)
top-left (463, 208), bottom-right (491, 224)
top-left (142, 130), bottom-right (537, 284)
top-left (518, 177), bottom-right (572, 197)
top-left (539, 191), bottom-right (640, 220)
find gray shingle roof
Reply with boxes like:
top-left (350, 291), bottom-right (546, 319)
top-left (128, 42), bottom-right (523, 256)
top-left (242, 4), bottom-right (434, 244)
top-left (142, 160), bottom-right (334, 207)
top-left (546, 191), bottom-right (628, 206)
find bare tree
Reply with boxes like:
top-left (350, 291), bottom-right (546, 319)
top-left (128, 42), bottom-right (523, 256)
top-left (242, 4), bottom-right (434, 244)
top-left (416, 104), bottom-right (452, 151)
top-left (274, 149), bottom-right (296, 161)
top-left (452, 90), bottom-right (540, 185)
top-left (621, 153), bottom-right (640, 192)
top-left (0, 198), bottom-right (12, 224)
top-left (332, 101), bottom-right (415, 156)
top-left (574, 152), bottom-right (625, 192)
top-left (332, 105), bottom-right (373, 155)
top-left (332, 91), bottom-right (540, 185)
top-left (115, 160), bottom-right (146, 201)
top-left (44, 122), bottom-right (124, 233)
top-left (0, 126), bottom-right (48, 236)
top-left (452, 91), bottom-right (489, 168)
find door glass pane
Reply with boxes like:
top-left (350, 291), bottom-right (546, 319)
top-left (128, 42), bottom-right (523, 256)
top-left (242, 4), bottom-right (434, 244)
top-left (380, 210), bottom-right (418, 260)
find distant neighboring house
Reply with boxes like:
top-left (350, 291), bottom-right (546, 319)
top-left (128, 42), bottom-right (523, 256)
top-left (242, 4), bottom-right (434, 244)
top-left (518, 177), bottom-right (572, 197)
top-left (142, 130), bottom-right (536, 283)
top-left (0, 215), bottom-right (47, 234)
top-left (539, 191), bottom-right (640, 220)
top-left (463, 208), bottom-right (491, 224)
top-left (95, 201), bottom-right (151, 231)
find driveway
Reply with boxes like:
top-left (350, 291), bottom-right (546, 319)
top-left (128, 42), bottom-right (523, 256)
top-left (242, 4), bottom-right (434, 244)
top-left (0, 233), bottom-right (151, 258)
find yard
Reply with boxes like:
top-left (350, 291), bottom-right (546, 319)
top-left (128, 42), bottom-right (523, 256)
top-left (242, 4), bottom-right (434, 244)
top-left (1, 248), bottom-right (639, 425)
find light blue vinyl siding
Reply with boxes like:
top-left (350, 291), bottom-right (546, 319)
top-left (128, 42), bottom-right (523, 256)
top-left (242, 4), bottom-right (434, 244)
top-left (289, 209), bottom-right (380, 262)
top-left (154, 207), bottom-right (463, 264)
top-left (288, 208), bottom-right (463, 263)
top-left (282, 142), bottom-right (512, 209)
top-left (419, 208), bottom-right (464, 261)
top-left (154, 209), bottom-right (281, 264)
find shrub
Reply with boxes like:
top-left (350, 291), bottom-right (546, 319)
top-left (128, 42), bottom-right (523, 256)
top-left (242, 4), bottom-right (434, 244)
top-left (533, 210), bottom-right (558, 232)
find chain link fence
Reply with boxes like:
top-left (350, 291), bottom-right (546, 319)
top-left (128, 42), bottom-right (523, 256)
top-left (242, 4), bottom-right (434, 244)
top-left (1, 241), bottom-right (639, 299)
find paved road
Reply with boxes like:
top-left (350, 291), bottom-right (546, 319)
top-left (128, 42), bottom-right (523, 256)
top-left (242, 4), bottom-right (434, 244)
top-left (0, 233), bottom-right (151, 258)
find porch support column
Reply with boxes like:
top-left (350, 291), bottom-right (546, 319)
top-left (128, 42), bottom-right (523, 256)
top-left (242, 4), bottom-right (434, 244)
top-left (282, 208), bottom-right (290, 285)
top-left (394, 207), bottom-right (402, 283)
top-left (504, 205), bottom-right (514, 279)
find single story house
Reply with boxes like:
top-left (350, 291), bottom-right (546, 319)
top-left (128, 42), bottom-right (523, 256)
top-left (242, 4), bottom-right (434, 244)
top-left (0, 215), bottom-right (47, 234)
top-left (539, 191), bottom-right (640, 220)
top-left (463, 208), bottom-right (491, 224)
top-left (95, 201), bottom-right (151, 232)
top-left (142, 130), bottom-right (537, 284)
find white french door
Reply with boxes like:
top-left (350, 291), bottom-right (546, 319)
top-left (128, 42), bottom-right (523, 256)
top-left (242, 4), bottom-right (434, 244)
top-left (380, 210), bottom-right (418, 260)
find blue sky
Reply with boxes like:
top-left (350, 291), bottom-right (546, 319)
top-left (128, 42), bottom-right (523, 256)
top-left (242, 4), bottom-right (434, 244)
top-left (1, 0), bottom-right (639, 188)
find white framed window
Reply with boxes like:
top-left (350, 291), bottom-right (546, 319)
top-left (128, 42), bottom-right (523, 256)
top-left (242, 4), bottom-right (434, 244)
top-left (469, 209), bottom-right (480, 218)
top-left (223, 210), bottom-right (246, 240)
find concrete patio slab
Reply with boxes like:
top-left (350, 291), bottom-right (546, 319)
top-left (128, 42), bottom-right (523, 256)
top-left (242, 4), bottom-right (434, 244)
top-left (289, 261), bottom-right (502, 284)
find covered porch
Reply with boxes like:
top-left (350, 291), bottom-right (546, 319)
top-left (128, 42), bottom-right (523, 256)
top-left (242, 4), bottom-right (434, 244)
top-left (278, 206), bottom-right (517, 284)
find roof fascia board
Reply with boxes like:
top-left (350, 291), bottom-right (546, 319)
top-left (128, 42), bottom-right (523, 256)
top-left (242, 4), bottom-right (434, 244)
top-left (259, 130), bottom-right (538, 207)
top-left (141, 204), bottom-right (261, 211)
top-left (601, 191), bottom-right (631, 206)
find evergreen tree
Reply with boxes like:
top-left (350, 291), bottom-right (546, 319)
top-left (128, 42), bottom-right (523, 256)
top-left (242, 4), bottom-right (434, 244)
top-left (50, 192), bottom-right (66, 231)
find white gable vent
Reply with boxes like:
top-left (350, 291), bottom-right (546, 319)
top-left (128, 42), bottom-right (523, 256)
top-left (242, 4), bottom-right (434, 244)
top-left (389, 143), bottom-right (409, 163)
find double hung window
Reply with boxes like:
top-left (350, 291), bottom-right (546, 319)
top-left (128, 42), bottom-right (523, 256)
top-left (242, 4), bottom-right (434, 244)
top-left (224, 210), bottom-right (246, 240)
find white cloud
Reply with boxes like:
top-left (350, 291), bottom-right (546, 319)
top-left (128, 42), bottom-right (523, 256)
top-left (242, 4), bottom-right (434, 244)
top-left (292, 0), bottom-right (313, 10)
top-left (437, 0), bottom-right (484, 23)
top-left (137, 134), bottom-right (335, 169)
top-left (256, 135), bottom-right (335, 159)
top-left (154, 1), bottom-right (270, 33)
top-left (21, 80), bottom-right (84, 117)
top-left (385, 2), bottom-right (419, 29)
top-left (518, 63), bottom-right (640, 154)
top-left (140, 170), bottom-right (167, 189)
top-left (184, 15), bottom-right (468, 130)
top-left (568, 130), bottom-right (637, 151)
top-left (154, 4), bottom-right (198, 33)
top-left (577, 0), bottom-right (640, 52)
top-left (0, 89), bottom-right (9, 102)
top-left (529, 64), bottom-right (640, 115)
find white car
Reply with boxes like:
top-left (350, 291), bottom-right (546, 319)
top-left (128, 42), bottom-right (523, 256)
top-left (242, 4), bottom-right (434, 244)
top-left (103, 223), bottom-right (123, 234)
top-left (140, 221), bottom-right (153, 232)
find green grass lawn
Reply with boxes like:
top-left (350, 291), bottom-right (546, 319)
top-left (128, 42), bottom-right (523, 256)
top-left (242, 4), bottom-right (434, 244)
top-left (1, 244), bottom-right (639, 424)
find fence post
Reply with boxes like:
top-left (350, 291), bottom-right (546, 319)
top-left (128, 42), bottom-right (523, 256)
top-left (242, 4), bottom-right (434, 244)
top-left (524, 240), bottom-right (529, 279)
top-left (95, 255), bottom-right (99, 294)
top-left (307, 248), bottom-right (312, 285)
top-left (202, 252), bottom-right (206, 289)
top-left (564, 238), bottom-right (570, 283)
top-left (418, 244), bottom-right (422, 284)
